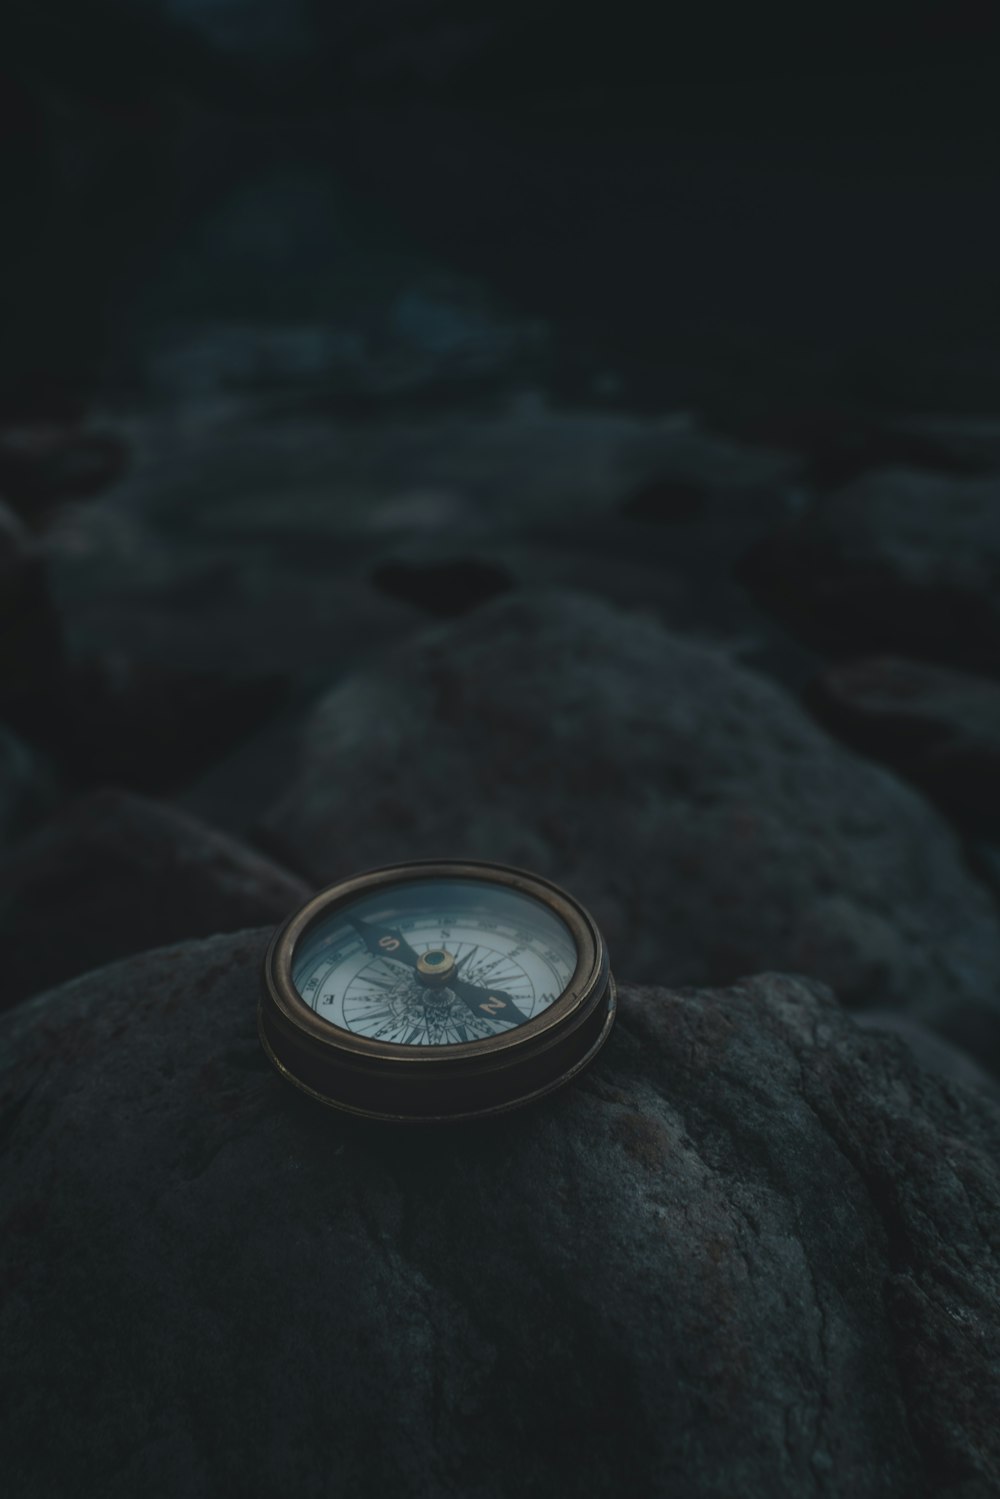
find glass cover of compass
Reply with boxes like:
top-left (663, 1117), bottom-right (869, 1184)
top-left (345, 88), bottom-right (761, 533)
top-left (258, 860), bottom-right (616, 1122)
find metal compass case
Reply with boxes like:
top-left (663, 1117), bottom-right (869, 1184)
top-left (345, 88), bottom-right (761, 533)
top-left (259, 860), bottom-right (617, 1122)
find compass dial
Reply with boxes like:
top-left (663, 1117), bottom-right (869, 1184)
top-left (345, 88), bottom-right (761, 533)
top-left (291, 878), bottom-right (578, 1047)
top-left (259, 861), bottom-right (615, 1122)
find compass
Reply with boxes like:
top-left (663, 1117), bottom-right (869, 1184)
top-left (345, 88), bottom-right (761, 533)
top-left (258, 860), bottom-right (616, 1121)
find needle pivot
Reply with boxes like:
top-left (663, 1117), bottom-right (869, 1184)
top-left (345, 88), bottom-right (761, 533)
top-left (416, 948), bottom-right (457, 985)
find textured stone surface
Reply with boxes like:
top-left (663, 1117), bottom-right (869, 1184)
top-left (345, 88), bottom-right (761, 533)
top-left (806, 656), bottom-right (1000, 831)
top-left (0, 790), bottom-right (307, 1009)
top-left (742, 469), bottom-right (1000, 670)
top-left (264, 592), bottom-right (1000, 1061)
top-left (1, 933), bottom-right (999, 1497)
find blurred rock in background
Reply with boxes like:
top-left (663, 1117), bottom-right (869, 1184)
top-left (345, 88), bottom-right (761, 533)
top-left (0, 788), bottom-right (308, 1009)
top-left (805, 656), bottom-right (1000, 832)
top-left (261, 592), bottom-right (1000, 1063)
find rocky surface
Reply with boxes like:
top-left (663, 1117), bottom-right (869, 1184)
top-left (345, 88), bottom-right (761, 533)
top-left (1, 932), bottom-right (998, 1497)
top-left (742, 469), bottom-right (1000, 670)
top-left (806, 657), bottom-right (1000, 832)
top-left (0, 790), bottom-right (306, 1010)
top-left (264, 592), bottom-right (1000, 1062)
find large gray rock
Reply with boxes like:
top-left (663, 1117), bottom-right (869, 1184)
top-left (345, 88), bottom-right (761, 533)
top-left (263, 593), bottom-right (1000, 1060)
top-left (742, 468), bottom-right (1000, 670)
top-left (2, 933), bottom-right (998, 1497)
top-left (0, 789), bottom-right (307, 1010)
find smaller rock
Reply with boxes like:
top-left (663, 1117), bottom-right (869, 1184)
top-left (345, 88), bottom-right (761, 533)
top-left (806, 656), bottom-right (1000, 831)
top-left (178, 698), bottom-right (321, 843)
top-left (56, 654), bottom-right (289, 796)
top-left (741, 468), bottom-right (1000, 670)
top-left (0, 789), bottom-right (308, 1010)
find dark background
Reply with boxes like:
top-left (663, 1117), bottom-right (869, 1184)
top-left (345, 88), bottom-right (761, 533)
top-left (1, 0), bottom-right (1000, 939)
top-left (4, 1), bottom-right (1000, 417)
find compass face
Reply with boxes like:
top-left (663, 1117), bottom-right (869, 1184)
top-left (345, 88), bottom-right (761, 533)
top-left (291, 876), bottom-right (579, 1047)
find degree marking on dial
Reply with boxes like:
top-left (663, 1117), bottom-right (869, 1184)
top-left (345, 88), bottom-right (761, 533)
top-left (297, 898), bottom-right (577, 1045)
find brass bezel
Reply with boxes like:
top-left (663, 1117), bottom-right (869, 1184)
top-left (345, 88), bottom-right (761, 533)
top-left (258, 859), bottom-right (615, 1122)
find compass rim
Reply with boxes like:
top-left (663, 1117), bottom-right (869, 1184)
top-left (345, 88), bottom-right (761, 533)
top-left (262, 858), bottom-right (607, 1065)
top-left (257, 974), bottom-right (617, 1123)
